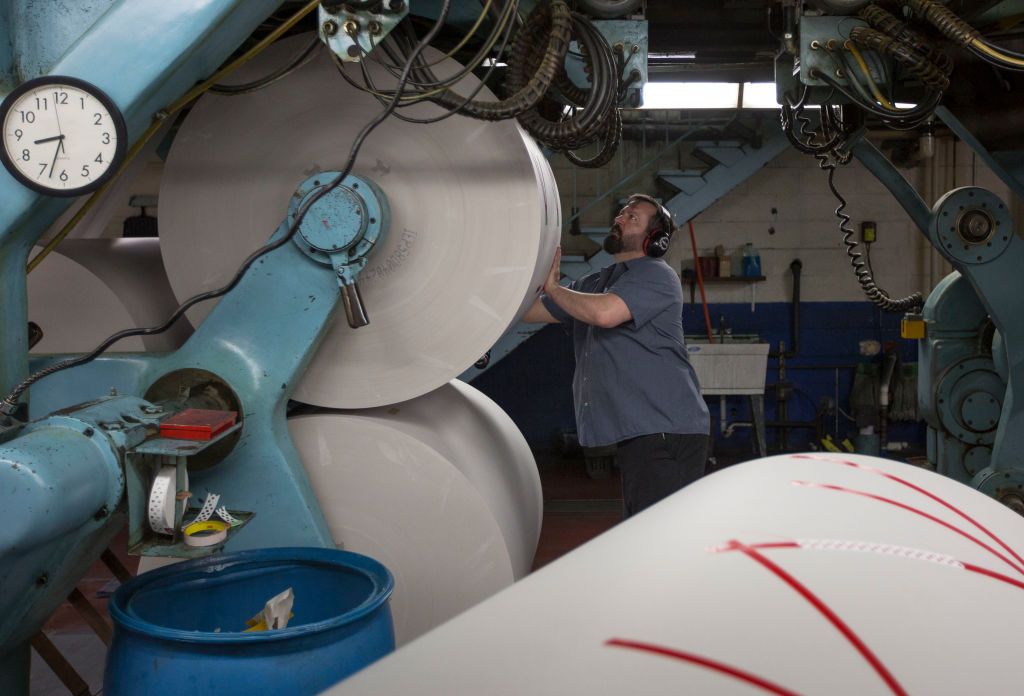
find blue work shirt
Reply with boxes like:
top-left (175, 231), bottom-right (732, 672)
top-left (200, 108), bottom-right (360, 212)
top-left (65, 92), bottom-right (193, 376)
top-left (542, 256), bottom-right (709, 447)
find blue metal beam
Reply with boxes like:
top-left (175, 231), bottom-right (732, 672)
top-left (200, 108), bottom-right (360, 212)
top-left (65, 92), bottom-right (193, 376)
top-left (936, 106), bottom-right (1024, 200)
top-left (0, 0), bottom-right (282, 401)
top-left (851, 138), bottom-right (932, 236)
top-left (5, 0), bottom-right (118, 88)
top-left (662, 129), bottom-right (789, 226)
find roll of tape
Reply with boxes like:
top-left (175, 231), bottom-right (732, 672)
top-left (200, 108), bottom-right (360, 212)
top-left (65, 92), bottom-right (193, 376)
top-left (147, 466), bottom-right (187, 536)
top-left (183, 519), bottom-right (229, 547)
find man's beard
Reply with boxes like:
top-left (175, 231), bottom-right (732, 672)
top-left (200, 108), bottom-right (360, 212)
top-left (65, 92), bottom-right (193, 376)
top-left (603, 224), bottom-right (623, 254)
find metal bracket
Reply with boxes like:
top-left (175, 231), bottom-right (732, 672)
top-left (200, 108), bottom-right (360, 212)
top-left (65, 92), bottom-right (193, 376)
top-left (319, 1), bottom-right (409, 62)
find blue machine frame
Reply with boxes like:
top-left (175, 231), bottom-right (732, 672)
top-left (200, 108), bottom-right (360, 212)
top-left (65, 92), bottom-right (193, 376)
top-left (0, 2), bottom-right (374, 690)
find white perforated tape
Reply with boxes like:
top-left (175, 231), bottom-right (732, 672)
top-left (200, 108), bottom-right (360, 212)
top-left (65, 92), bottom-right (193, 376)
top-left (147, 466), bottom-right (187, 536)
top-left (796, 539), bottom-right (965, 569)
top-left (216, 507), bottom-right (238, 526)
top-left (192, 493), bottom-right (220, 523)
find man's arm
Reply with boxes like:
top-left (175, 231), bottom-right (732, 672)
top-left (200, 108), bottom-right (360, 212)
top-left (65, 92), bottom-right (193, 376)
top-left (521, 296), bottom-right (559, 323)
top-left (542, 247), bottom-right (632, 329)
top-left (546, 284), bottom-right (631, 328)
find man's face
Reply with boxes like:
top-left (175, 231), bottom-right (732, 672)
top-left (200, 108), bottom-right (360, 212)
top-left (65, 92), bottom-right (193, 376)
top-left (603, 201), bottom-right (657, 255)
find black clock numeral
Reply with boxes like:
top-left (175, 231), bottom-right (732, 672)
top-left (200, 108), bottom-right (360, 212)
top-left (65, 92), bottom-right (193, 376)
top-left (79, 97), bottom-right (85, 109)
top-left (53, 91), bottom-right (68, 105)
top-left (81, 165), bottom-right (90, 178)
top-left (35, 97), bottom-right (48, 110)
top-left (38, 163), bottom-right (47, 176)
top-left (101, 132), bottom-right (110, 144)
top-left (59, 170), bottom-right (68, 182)
top-left (20, 149), bottom-right (29, 161)
top-left (94, 153), bottom-right (103, 163)
top-left (18, 110), bottom-right (35, 123)
top-left (94, 113), bottom-right (103, 126)
top-left (13, 129), bottom-right (22, 141)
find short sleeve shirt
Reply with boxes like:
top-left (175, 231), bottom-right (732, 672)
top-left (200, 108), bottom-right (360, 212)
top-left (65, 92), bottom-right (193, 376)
top-left (542, 257), bottom-right (710, 447)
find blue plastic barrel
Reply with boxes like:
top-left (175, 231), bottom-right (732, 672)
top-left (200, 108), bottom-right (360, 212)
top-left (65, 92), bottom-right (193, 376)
top-left (104, 547), bottom-right (394, 695)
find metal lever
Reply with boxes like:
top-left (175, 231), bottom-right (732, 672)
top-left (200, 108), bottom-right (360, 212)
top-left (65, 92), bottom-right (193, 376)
top-left (340, 281), bottom-right (369, 328)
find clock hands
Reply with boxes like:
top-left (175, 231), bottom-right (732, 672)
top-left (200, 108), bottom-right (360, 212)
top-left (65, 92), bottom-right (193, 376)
top-left (46, 136), bottom-right (66, 179)
top-left (34, 134), bottom-right (65, 145)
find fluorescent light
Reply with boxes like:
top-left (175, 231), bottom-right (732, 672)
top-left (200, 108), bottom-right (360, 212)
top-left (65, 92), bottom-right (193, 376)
top-left (741, 83), bottom-right (780, 108)
top-left (640, 82), bottom-right (740, 109)
top-left (639, 82), bottom-right (788, 109)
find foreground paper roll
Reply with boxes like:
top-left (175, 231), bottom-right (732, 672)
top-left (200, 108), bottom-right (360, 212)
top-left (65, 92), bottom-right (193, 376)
top-left (330, 379), bottom-right (542, 579)
top-left (289, 413), bottom-right (515, 645)
top-left (159, 35), bottom-right (560, 409)
top-left (330, 453), bottom-right (1024, 694)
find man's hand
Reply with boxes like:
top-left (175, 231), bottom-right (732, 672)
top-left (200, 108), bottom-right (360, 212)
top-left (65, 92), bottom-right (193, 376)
top-left (544, 246), bottom-right (562, 294)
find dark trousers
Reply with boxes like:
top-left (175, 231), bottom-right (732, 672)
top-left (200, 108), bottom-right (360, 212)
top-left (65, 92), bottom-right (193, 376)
top-left (617, 433), bottom-right (709, 519)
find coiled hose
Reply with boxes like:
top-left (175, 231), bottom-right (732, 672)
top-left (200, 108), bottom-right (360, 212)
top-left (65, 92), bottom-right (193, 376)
top-left (564, 107), bottom-right (621, 167)
top-left (824, 163), bottom-right (923, 312)
top-left (859, 4), bottom-right (953, 75)
top-left (902, 0), bottom-right (979, 47)
top-left (849, 26), bottom-right (949, 90)
top-left (781, 91), bottom-right (923, 313)
top-left (510, 13), bottom-right (619, 151)
top-left (428, 1), bottom-right (573, 121)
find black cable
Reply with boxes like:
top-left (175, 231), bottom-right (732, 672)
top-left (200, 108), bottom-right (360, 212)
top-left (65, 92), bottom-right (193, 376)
top-left (823, 164), bottom-right (923, 312)
top-left (1, 1), bottom-right (454, 416)
top-left (210, 36), bottom-right (321, 95)
top-left (513, 13), bottom-right (617, 150)
top-left (978, 38), bottom-right (1024, 60)
top-left (781, 86), bottom-right (845, 155)
top-left (848, 26), bottom-right (949, 91)
top-left (368, 0), bottom-right (520, 125)
top-left (810, 69), bottom-right (941, 126)
top-left (860, 4), bottom-right (954, 76)
top-left (564, 106), bottom-right (620, 167)
top-left (780, 85), bottom-right (921, 314)
top-left (969, 44), bottom-right (1024, 71)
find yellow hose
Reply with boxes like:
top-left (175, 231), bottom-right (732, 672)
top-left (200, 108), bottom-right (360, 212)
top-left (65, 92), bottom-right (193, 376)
top-left (971, 38), bottom-right (1024, 68)
top-left (846, 43), bottom-right (895, 110)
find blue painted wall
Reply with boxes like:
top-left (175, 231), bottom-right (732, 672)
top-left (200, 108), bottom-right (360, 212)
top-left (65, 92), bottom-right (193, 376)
top-left (469, 300), bottom-right (926, 455)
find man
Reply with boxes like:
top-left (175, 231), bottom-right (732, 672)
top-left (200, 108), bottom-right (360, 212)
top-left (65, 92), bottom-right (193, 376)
top-left (523, 193), bottom-right (710, 518)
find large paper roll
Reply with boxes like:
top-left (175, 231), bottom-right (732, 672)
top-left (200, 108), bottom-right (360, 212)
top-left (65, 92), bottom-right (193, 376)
top-left (53, 239), bottom-right (192, 351)
top-left (328, 379), bottom-right (542, 579)
top-left (330, 453), bottom-right (1024, 695)
top-left (28, 239), bottom-right (191, 356)
top-left (159, 36), bottom-right (560, 409)
top-left (290, 413), bottom-right (515, 645)
top-left (28, 245), bottom-right (145, 353)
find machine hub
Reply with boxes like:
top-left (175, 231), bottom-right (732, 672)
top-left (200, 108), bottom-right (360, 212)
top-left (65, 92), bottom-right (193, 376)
top-left (288, 172), bottom-right (389, 267)
top-left (957, 209), bottom-right (995, 244)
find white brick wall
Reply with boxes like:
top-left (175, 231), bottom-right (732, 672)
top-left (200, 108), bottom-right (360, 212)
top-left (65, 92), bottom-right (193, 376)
top-left (555, 134), bottom-right (1019, 305)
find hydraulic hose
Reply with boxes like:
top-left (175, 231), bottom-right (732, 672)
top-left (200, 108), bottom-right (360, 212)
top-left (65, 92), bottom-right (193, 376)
top-left (859, 4), bottom-right (953, 75)
top-left (849, 26), bottom-right (949, 91)
top-left (430, 1), bottom-right (573, 121)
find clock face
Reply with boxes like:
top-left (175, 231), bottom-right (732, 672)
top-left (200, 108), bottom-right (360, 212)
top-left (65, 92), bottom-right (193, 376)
top-left (0, 76), bottom-right (126, 197)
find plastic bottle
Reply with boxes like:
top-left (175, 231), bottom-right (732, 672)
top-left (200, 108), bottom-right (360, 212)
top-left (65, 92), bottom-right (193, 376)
top-left (741, 242), bottom-right (761, 278)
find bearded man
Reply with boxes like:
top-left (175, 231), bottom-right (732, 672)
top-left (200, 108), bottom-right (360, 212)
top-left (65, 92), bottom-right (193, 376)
top-left (523, 193), bottom-right (710, 518)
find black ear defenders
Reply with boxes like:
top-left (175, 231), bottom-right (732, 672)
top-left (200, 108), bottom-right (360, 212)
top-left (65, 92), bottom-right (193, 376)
top-left (629, 194), bottom-right (675, 258)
